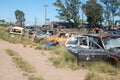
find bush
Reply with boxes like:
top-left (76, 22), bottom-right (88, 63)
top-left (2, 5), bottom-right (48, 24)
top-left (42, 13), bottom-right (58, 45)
top-left (86, 61), bottom-right (119, 74)
top-left (49, 45), bottom-right (80, 70)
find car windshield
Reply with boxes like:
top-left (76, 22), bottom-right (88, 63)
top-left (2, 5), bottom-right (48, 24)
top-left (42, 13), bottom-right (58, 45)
top-left (67, 37), bottom-right (78, 45)
top-left (67, 36), bottom-right (87, 45)
top-left (103, 36), bottom-right (120, 49)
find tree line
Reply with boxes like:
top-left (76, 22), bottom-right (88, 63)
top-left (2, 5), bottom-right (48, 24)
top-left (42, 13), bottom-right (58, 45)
top-left (14, 0), bottom-right (120, 28)
top-left (54, 0), bottom-right (120, 28)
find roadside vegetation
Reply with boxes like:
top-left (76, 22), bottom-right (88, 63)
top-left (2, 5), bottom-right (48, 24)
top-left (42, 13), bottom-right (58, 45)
top-left (6, 49), bottom-right (36, 73)
top-left (1, 26), bottom-right (120, 79)
top-left (49, 45), bottom-right (80, 70)
top-left (0, 26), bottom-right (33, 46)
top-left (85, 72), bottom-right (119, 80)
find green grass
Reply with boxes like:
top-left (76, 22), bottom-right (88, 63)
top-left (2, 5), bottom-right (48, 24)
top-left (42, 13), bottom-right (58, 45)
top-left (6, 49), bottom-right (36, 73)
top-left (6, 49), bottom-right (19, 56)
top-left (85, 72), bottom-right (117, 80)
top-left (0, 29), bottom-right (33, 46)
top-left (35, 45), bottom-right (43, 50)
top-left (0, 31), bottom-right (10, 41)
top-left (85, 72), bottom-right (103, 80)
top-left (12, 57), bottom-right (36, 73)
top-left (49, 45), bottom-right (80, 70)
top-left (86, 61), bottom-right (119, 74)
top-left (28, 75), bottom-right (44, 80)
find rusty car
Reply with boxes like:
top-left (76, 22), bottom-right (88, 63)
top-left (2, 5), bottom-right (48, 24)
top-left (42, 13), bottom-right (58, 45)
top-left (65, 33), bottom-right (120, 65)
top-left (46, 31), bottom-right (77, 44)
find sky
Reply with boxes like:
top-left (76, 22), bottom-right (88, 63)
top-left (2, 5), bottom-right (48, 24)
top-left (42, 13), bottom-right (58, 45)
top-left (0, 0), bottom-right (57, 25)
top-left (1, 0), bottom-right (119, 26)
top-left (0, 0), bottom-right (86, 26)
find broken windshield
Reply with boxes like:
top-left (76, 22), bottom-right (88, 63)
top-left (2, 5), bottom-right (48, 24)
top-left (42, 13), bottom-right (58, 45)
top-left (103, 36), bottom-right (120, 49)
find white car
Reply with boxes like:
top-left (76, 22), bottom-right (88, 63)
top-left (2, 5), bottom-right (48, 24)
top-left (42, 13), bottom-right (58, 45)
top-left (10, 26), bottom-right (24, 37)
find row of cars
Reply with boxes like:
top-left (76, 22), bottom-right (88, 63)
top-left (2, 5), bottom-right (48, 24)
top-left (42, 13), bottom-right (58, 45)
top-left (9, 26), bottom-right (57, 42)
top-left (9, 26), bottom-right (120, 65)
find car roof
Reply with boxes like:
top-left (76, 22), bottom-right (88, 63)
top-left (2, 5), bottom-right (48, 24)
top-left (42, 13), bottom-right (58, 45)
top-left (84, 33), bottom-right (109, 37)
top-left (11, 26), bottom-right (24, 30)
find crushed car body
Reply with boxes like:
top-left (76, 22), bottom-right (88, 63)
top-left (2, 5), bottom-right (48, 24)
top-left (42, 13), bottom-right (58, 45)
top-left (65, 33), bottom-right (120, 64)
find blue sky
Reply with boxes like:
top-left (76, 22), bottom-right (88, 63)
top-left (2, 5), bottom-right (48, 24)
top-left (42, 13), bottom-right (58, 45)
top-left (0, 0), bottom-right (58, 25)
top-left (1, 0), bottom-right (119, 26)
top-left (0, 0), bottom-right (87, 25)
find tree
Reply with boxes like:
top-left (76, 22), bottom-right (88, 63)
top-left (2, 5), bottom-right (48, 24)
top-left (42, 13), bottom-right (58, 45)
top-left (101, 0), bottom-right (120, 27)
top-left (54, 0), bottom-right (81, 28)
top-left (15, 9), bottom-right (25, 27)
top-left (82, 0), bottom-right (104, 27)
top-left (0, 19), bottom-right (5, 24)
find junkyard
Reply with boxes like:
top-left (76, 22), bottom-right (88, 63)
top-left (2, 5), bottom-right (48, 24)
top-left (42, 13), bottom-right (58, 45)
top-left (0, 0), bottom-right (120, 80)
top-left (0, 24), bottom-right (120, 80)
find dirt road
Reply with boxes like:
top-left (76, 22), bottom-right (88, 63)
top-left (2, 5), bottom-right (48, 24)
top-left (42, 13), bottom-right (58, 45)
top-left (0, 39), bottom-right (88, 80)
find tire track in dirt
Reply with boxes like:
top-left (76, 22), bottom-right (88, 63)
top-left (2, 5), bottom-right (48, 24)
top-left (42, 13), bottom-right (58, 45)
top-left (0, 39), bottom-right (88, 80)
top-left (0, 47), bottom-right (27, 80)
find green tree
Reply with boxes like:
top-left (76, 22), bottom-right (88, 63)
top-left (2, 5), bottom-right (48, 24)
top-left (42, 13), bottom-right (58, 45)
top-left (101, 0), bottom-right (120, 27)
top-left (0, 19), bottom-right (5, 24)
top-left (82, 0), bottom-right (104, 27)
top-left (54, 0), bottom-right (81, 28)
top-left (15, 9), bottom-right (25, 27)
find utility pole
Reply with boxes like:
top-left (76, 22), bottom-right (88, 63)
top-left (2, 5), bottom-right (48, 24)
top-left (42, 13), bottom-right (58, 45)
top-left (43, 5), bottom-right (49, 27)
top-left (35, 17), bottom-right (37, 27)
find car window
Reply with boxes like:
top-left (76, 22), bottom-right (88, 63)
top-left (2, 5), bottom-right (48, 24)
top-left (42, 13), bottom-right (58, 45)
top-left (80, 39), bottom-right (87, 45)
top-left (103, 37), bottom-right (120, 49)
top-left (88, 36), bottom-right (104, 49)
top-left (59, 33), bottom-right (68, 38)
top-left (67, 37), bottom-right (78, 45)
top-left (11, 29), bottom-right (22, 33)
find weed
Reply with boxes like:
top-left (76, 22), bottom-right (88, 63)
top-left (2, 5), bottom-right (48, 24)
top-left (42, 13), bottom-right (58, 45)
top-left (85, 72), bottom-right (102, 80)
top-left (0, 30), bottom-right (33, 46)
top-left (28, 75), bottom-right (44, 80)
top-left (35, 45), bottom-right (43, 50)
top-left (6, 49), bottom-right (19, 56)
top-left (49, 45), bottom-right (80, 70)
top-left (85, 72), bottom-right (118, 80)
top-left (6, 49), bottom-right (36, 73)
top-left (86, 61), bottom-right (119, 74)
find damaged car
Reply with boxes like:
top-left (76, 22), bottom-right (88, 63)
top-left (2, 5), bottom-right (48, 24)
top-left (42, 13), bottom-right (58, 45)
top-left (65, 33), bottom-right (120, 65)
top-left (10, 26), bottom-right (24, 37)
top-left (46, 32), bottom-right (77, 44)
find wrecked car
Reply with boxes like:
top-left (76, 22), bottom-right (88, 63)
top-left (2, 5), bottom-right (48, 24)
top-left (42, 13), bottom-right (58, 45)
top-left (103, 29), bottom-right (120, 36)
top-left (10, 26), bottom-right (24, 37)
top-left (46, 32), bottom-right (77, 44)
top-left (65, 34), bottom-right (120, 64)
top-left (31, 30), bottom-right (51, 42)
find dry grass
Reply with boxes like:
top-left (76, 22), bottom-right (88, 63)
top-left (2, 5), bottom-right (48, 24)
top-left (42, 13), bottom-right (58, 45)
top-left (85, 72), bottom-right (118, 80)
top-left (6, 49), bottom-right (36, 73)
top-left (28, 75), bottom-right (44, 80)
top-left (49, 45), bottom-right (80, 70)
top-left (86, 61), bottom-right (119, 74)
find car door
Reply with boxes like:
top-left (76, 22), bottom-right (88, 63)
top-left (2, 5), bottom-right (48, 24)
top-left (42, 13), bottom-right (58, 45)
top-left (56, 32), bottom-right (68, 44)
top-left (77, 36), bottom-right (108, 62)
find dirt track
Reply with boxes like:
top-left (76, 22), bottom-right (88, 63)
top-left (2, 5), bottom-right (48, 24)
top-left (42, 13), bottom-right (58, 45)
top-left (0, 39), bottom-right (88, 80)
